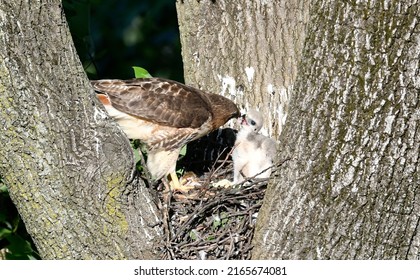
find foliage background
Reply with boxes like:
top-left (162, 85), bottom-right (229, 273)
top-left (65, 0), bottom-right (183, 80)
top-left (0, 0), bottom-right (183, 259)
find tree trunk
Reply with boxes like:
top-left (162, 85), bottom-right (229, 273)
top-left (253, 0), bottom-right (420, 259)
top-left (0, 0), bottom-right (162, 259)
top-left (176, 0), bottom-right (309, 136)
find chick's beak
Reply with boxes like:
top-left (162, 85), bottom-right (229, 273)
top-left (240, 114), bottom-right (248, 125)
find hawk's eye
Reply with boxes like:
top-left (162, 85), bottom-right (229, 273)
top-left (250, 120), bottom-right (256, 125)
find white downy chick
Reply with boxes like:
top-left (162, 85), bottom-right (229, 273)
top-left (232, 109), bottom-right (276, 184)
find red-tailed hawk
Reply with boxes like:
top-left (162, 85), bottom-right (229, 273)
top-left (232, 109), bottom-right (276, 183)
top-left (91, 77), bottom-right (240, 191)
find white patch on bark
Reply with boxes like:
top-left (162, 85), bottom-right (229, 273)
top-left (384, 115), bottom-right (395, 135)
top-left (193, 51), bottom-right (200, 66)
top-left (93, 132), bottom-right (100, 155)
top-left (93, 106), bottom-right (108, 121)
top-left (276, 85), bottom-right (290, 126)
top-left (316, 246), bottom-right (323, 259)
top-left (245, 66), bottom-right (255, 83)
top-left (342, 166), bottom-right (355, 187)
top-left (218, 75), bottom-right (237, 97)
top-left (136, 192), bottom-right (162, 240)
top-left (276, 105), bottom-right (287, 127)
top-left (0, 10), bottom-right (6, 26)
top-left (267, 84), bottom-right (274, 95)
top-left (262, 230), bottom-right (270, 244)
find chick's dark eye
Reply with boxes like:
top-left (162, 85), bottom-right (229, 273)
top-left (251, 120), bottom-right (256, 125)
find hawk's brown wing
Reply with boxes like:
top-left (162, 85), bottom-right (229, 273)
top-left (91, 78), bottom-right (212, 128)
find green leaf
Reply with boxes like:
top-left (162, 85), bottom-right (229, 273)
top-left (179, 145), bottom-right (187, 157)
top-left (0, 228), bottom-right (12, 239)
top-left (212, 212), bottom-right (229, 229)
top-left (132, 66), bottom-right (152, 78)
top-left (132, 145), bottom-right (141, 164)
top-left (175, 167), bottom-right (184, 177)
top-left (0, 176), bottom-right (7, 193)
top-left (0, 184), bottom-right (7, 193)
top-left (206, 235), bottom-right (215, 241)
top-left (3, 234), bottom-right (36, 259)
top-left (189, 230), bottom-right (198, 241)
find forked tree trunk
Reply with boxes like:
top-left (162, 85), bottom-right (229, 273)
top-left (0, 0), bottom-right (162, 259)
top-left (253, 0), bottom-right (420, 259)
top-left (1, 0), bottom-right (418, 260)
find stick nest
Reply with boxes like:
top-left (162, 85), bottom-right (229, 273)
top-left (157, 165), bottom-right (269, 260)
top-left (138, 128), bottom-right (274, 259)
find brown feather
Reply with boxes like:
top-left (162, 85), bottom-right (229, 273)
top-left (91, 77), bottom-right (240, 180)
top-left (91, 78), bottom-right (237, 129)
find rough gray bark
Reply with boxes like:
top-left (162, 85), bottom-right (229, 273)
top-left (253, 0), bottom-right (420, 259)
top-left (176, 0), bottom-right (309, 136)
top-left (0, 0), bottom-right (162, 259)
